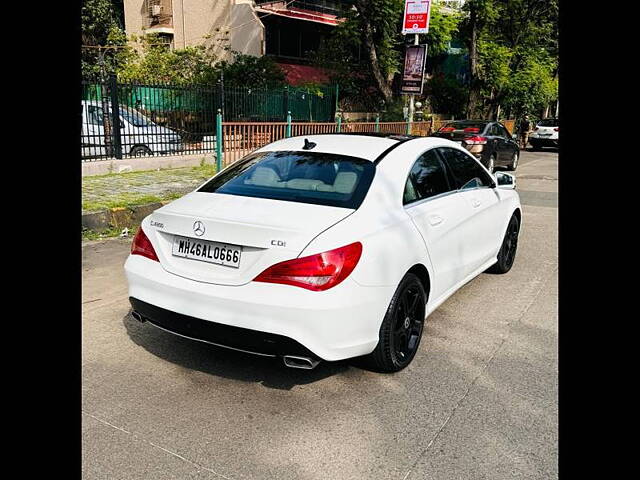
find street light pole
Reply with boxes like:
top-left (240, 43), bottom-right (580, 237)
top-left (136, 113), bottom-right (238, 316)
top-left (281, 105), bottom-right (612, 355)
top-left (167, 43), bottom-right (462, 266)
top-left (407, 33), bottom-right (419, 124)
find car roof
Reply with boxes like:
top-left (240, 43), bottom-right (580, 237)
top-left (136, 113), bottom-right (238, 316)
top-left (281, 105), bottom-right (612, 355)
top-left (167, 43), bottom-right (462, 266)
top-left (256, 134), bottom-right (464, 164)
top-left (256, 133), bottom-right (416, 162)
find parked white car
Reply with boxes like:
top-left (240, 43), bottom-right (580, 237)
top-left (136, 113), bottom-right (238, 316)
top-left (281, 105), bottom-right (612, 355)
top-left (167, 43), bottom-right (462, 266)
top-left (81, 100), bottom-right (182, 158)
top-left (528, 118), bottom-right (559, 150)
top-left (125, 134), bottom-right (521, 372)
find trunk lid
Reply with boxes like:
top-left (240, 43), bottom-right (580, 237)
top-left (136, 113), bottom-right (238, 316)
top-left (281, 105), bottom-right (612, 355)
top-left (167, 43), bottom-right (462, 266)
top-left (534, 125), bottom-right (557, 137)
top-left (147, 192), bottom-right (354, 286)
top-left (434, 127), bottom-right (486, 143)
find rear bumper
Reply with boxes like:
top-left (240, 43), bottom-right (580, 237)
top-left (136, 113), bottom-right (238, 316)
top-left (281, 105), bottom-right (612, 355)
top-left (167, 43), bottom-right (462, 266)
top-left (124, 254), bottom-right (395, 361)
top-left (130, 297), bottom-right (318, 359)
top-left (529, 136), bottom-right (558, 147)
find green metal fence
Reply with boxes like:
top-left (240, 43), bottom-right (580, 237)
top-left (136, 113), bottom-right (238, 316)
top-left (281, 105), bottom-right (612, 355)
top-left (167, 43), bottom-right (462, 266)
top-left (81, 77), bottom-right (338, 160)
top-left (81, 81), bottom-right (337, 122)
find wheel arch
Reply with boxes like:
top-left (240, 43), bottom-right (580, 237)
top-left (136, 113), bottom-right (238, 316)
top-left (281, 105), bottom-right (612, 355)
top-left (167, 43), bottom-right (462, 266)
top-left (406, 263), bottom-right (431, 304)
top-left (513, 207), bottom-right (522, 225)
top-left (129, 144), bottom-right (153, 155)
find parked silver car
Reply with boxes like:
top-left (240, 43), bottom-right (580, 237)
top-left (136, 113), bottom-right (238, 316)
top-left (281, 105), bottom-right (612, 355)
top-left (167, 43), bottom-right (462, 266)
top-left (81, 100), bottom-right (182, 158)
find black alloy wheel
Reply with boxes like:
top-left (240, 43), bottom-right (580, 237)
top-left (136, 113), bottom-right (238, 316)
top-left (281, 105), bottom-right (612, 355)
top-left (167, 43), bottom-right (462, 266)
top-left (487, 214), bottom-right (520, 274)
top-left (508, 151), bottom-right (519, 170)
top-left (130, 145), bottom-right (153, 157)
top-left (488, 153), bottom-right (497, 173)
top-left (362, 273), bottom-right (426, 372)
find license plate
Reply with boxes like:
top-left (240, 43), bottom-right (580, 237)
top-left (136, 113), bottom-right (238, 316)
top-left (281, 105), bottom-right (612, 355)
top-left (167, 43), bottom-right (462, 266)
top-left (539, 133), bottom-right (552, 137)
top-left (172, 235), bottom-right (242, 268)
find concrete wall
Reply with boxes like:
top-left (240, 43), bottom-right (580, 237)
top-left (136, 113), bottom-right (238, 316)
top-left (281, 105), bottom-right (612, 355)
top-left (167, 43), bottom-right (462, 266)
top-left (123, 1), bottom-right (264, 61)
top-left (173, 0), bottom-right (231, 60)
top-left (230, 1), bottom-right (265, 57)
top-left (123, 0), bottom-right (146, 46)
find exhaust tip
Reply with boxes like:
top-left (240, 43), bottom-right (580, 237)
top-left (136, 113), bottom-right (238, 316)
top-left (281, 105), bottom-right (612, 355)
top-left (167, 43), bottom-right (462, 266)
top-left (131, 311), bottom-right (145, 323)
top-left (283, 355), bottom-right (320, 370)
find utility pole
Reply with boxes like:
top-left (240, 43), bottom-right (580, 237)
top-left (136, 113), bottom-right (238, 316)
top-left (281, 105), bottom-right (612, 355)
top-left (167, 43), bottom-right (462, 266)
top-left (402, 0), bottom-right (430, 124)
top-left (407, 33), bottom-right (419, 124)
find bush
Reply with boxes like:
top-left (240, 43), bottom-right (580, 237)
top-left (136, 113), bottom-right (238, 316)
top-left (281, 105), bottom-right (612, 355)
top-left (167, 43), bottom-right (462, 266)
top-left (215, 53), bottom-right (286, 89)
top-left (117, 36), bottom-right (218, 84)
top-left (424, 73), bottom-right (469, 119)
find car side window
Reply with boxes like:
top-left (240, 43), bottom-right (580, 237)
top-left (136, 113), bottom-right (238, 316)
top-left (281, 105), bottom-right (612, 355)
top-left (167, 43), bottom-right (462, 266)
top-left (403, 149), bottom-right (451, 205)
top-left (499, 124), bottom-right (511, 138)
top-left (87, 106), bottom-right (104, 126)
top-left (438, 148), bottom-right (494, 190)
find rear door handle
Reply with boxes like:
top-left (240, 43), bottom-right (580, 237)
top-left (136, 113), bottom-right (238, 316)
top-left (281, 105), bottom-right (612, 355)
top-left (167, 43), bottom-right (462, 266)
top-left (471, 198), bottom-right (481, 208)
top-left (428, 214), bottom-right (444, 226)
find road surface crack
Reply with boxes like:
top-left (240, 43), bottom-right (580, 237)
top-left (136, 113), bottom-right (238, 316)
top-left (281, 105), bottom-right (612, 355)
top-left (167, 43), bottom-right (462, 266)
top-left (82, 411), bottom-right (234, 479)
top-left (402, 264), bottom-right (557, 480)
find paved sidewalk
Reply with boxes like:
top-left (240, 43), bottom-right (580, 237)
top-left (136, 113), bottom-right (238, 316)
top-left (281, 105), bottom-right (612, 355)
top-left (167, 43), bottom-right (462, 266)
top-left (82, 165), bottom-right (216, 213)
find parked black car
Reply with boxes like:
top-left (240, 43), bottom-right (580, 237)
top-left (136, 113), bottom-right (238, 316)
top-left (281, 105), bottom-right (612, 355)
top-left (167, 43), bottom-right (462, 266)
top-left (430, 120), bottom-right (520, 172)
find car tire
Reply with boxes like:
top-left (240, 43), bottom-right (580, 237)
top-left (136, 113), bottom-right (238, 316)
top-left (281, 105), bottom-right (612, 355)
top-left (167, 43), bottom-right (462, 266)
top-left (508, 151), bottom-right (519, 170)
top-left (487, 214), bottom-right (520, 274)
top-left (130, 145), bottom-right (153, 157)
top-left (361, 273), bottom-right (426, 373)
top-left (487, 153), bottom-right (497, 173)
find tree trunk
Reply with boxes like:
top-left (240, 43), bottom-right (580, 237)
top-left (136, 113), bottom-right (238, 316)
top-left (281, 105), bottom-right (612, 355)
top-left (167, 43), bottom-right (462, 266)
top-left (101, 87), bottom-right (113, 157)
top-left (355, 1), bottom-right (393, 104)
top-left (466, 4), bottom-right (481, 118)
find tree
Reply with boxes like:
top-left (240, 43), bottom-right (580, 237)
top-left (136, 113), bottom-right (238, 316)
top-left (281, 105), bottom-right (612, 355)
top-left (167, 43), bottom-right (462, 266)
top-left (117, 40), bottom-right (286, 88)
top-left (318, 1), bottom-right (460, 109)
top-left (214, 54), bottom-right (286, 89)
top-left (81, 0), bottom-right (129, 79)
top-left (460, 0), bottom-right (559, 118)
top-left (117, 35), bottom-right (219, 84)
top-left (423, 72), bottom-right (469, 118)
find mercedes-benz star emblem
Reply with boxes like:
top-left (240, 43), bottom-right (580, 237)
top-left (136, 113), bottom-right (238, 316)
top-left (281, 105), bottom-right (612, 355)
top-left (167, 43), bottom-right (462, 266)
top-left (193, 221), bottom-right (205, 237)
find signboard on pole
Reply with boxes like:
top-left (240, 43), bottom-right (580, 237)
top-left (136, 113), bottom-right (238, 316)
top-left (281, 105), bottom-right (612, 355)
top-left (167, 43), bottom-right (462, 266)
top-left (401, 0), bottom-right (432, 34)
top-left (400, 44), bottom-right (427, 94)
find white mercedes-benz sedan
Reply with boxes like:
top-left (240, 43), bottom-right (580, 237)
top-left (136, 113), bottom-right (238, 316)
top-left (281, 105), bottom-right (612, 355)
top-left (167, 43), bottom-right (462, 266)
top-left (125, 133), bottom-right (521, 372)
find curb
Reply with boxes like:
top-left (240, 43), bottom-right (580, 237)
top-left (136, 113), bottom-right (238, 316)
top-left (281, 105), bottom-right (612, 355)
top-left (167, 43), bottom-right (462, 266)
top-left (82, 201), bottom-right (170, 232)
top-left (82, 153), bottom-right (215, 177)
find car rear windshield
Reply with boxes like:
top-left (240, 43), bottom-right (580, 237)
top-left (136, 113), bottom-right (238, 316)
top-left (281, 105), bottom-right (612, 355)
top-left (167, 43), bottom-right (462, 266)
top-left (198, 151), bottom-right (376, 209)
top-left (537, 119), bottom-right (558, 127)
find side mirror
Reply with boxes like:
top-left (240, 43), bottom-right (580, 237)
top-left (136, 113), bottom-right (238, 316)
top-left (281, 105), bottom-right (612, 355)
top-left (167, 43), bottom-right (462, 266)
top-left (495, 172), bottom-right (516, 189)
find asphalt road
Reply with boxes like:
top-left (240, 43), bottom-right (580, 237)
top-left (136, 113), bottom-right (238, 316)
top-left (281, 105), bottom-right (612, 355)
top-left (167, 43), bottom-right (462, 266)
top-left (82, 149), bottom-right (558, 480)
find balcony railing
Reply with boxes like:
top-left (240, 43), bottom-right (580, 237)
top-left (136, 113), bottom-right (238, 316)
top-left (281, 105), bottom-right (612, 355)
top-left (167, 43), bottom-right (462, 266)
top-left (256, 0), bottom-right (347, 18)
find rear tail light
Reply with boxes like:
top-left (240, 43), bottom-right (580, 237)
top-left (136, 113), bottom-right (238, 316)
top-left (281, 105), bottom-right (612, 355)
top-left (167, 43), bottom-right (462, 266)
top-left (554, 127), bottom-right (559, 131)
top-left (464, 127), bottom-right (480, 133)
top-left (464, 135), bottom-right (488, 145)
top-left (439, 127), bottom-right (455, 133)
top-left (534, 127), bottom-right (539, 131)
top-left (131, 227), bottom-right (159, 262)
top-left (254, 242), bottom-right (363, 291)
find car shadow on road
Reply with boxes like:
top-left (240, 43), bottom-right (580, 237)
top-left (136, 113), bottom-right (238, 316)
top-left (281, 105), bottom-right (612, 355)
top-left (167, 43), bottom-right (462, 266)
top-left (122, 311), bottom-right (352, 391)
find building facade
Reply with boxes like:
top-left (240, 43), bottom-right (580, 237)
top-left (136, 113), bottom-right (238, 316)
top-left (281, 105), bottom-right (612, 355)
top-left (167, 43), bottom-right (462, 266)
top-left (123, 1), bottom-right (347, 82)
